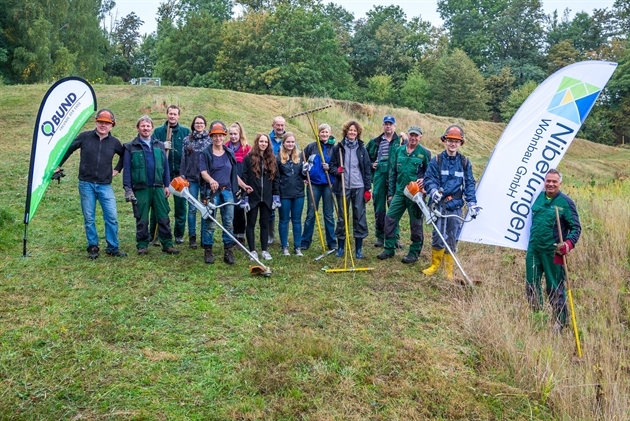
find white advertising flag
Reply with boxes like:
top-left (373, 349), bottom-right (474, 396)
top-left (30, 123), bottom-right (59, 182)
top-left (459, 61), bottom-right (617, 250)
top-left (24, 77), bottom-right (96, 225)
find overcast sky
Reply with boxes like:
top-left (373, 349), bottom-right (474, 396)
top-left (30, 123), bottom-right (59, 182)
top-left (111, 0), bottom-right (616, 36)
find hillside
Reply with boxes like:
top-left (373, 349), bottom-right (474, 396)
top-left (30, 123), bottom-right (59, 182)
top-left (0, 84), bottom-right (629, 420)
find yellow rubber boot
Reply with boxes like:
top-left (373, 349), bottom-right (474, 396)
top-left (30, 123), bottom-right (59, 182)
top-left (422, 248), bottom-right (444, 276)
top-left (443, 253), bottom-right (454, 280)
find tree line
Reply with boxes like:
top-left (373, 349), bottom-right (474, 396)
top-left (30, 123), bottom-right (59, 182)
top-left (1, 0), bottom-right (629, 144)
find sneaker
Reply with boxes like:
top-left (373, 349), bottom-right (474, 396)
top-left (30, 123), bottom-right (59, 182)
top-left (294, 247), bottom-right (303, 257)
top-left (249, 250), bottom-right (258, 261)
top-left (162, 247), bottom-right (180, 255)
top-left (377, 250), bottom-right (394, 260)
top-left (106, 250), bottom-right (127, 257)
top-left (137, 248), bottom-right (148, 255)
top-left (87, 246), bottom-right (99, 259)
top-left (175, 237), bottom-right (184, 244)
top-left (373, 239), bottom-right (384, 248)
top-left (282, 247), bottom-right (290, 256)
top-left (261, 250), bottom-right (272, 261)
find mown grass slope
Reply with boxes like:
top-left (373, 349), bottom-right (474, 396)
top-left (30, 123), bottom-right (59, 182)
top-left (0, 84), bottom-right (628, 420)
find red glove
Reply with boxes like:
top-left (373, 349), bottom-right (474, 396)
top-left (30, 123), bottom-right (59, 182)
top-left (337, 166), bottom-right (344, 174)
top-left (364, 190), bottom-right (371, 202)
top-left (555, 240), bottom-right (573, 255)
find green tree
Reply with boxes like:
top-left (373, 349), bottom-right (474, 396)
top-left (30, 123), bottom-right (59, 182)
top-left (427, 49), bottom-right (490, 121)
top-left (365, 74), bottom-right (394, 105)
top-left (213, 3), bottom-right (355, 97)
top-left (546, 40), bottom-right (580, 73)
top-left (499, 80), bottom-right (537, 121)
top-left (400, 70), bottom-right (428, 112)
top-left (485, 66), bottom-right (515, 121)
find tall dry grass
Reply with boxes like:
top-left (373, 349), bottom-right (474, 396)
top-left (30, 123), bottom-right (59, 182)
top-left (457, 181), bottom-right (630, 419)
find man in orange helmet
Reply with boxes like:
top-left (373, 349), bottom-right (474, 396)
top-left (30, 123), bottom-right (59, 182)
top-left (422, 125), bottom-right (482, 280)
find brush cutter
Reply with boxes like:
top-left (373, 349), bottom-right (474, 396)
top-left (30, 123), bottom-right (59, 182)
top-left (169, 177), bottom-right (271, 276)
top-left (555, 206), bottom-right (583, 359)
top-left (404, 182), bottom-right (474, 286)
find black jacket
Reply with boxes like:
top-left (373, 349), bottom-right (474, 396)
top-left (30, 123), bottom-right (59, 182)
top-left (276, 156), bottom-right (305, 199)
top-left (59, 130), bottom-right (124, 184)
top-left (328, 139), bottom-right (371, 195)
top-left (242, 154), bottom-right (279, 208)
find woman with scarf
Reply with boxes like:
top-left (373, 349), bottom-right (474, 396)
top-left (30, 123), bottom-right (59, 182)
top-left (328, 120), bottom-right (371, 259)
top-left (180, 115), bottom-right (212, 249)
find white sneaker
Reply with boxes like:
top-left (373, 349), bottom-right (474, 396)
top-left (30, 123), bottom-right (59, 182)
top-left (294, 247), bottom-right (303, 257)
top-left (282, 247), bottom-right (290, 256)
top-left (261, 250), bottom-right (272, 261)
top-left (249, 250), bottom-right (258, 261)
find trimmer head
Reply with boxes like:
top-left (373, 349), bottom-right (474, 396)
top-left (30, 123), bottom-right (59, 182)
top-left (250, 265), bottom-right (272, 276)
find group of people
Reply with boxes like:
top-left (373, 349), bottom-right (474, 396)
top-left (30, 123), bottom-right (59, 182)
top-left (58, 106), bottom-right (581, 332)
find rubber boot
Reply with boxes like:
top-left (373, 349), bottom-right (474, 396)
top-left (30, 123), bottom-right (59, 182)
top-left (336, 238), bottom-right (344, 257)
top-left (422, 248), bottom-right (444, 276)
top-left (204, 246), bottom-right (214, 264)
top-left (443, 253), bottom-right (454, 280)
top-left (224, 244), bottom-right (235, 265)
top-left (355, 238), bottom-right (364, 259)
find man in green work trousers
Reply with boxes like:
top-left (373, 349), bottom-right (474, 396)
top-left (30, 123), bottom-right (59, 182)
top-left (377, 126), bottom-right (431, 263)
top-left (366, 115), bottom-right (406, 248)
top-left (152, 105), bottom-right (191, 244)
top-left (526, 168), bottom-right (581, 333)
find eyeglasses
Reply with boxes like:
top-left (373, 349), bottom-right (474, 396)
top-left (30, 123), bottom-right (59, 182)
top-left (445, 139), bottom-right (461, 144)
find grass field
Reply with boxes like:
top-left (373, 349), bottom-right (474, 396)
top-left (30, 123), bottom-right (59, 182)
top-left (0, 84), bottom-right (629, 420)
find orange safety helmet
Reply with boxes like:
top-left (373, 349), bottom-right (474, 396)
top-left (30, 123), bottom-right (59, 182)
top-left (209, 120), bottom-right (228, 135)
top-left (441, 125), bottom-right (465, 144)
top-left (95, 109), bottom-right (116, 127)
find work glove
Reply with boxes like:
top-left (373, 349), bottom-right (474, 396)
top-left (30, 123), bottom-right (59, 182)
top-left (302, 162), bottom-right (312, 175)
top-left (272, 195), bottom-right (281, 210)
top-left (240, 196), bottom-right (250, 212)
top-left (364, 190), bottom-right (372, 203)
top-left (322, 163), bottom-right (329, 171)
top-left (430, 189), bottom-right (443, 204)
top-left (51, 168), bottom-right (65, 183)
top-left (468, 203), bottom-right (483, 218)
top-left (555, 240), bottom-right (573, 255)
top-left (307, 154), bottom-right (316, 165)
top-left (164, 140), bottom-right (172, 150)
top-left (124, 187), bottom-right (136, 203)
top-left (336, 166), bottom-right (344, 174)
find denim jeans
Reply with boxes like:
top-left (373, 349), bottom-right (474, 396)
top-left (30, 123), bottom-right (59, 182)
top-left (78, 181), bottom-right (120, 252)
top-left (301, 183), bottom-right (335, 250)
top-left (279, 196), bottom-right (304, 248)
top-left (202, 189), bottom-right (235, 247)
top-left (186, 181), bottom-right (208, 238)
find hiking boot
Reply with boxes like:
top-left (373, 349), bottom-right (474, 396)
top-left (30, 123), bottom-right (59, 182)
top-left (106, 250), bottom-right (127, 258)
top-left (175, 237), bottom-right (184, 244)
top-left (189, 236), bottom-right (198, 249)
top-left (162, 247), bottom-right (180, 255)
top-left (87, 246), bottom-right (100, 259)
top-left (373, 239), bottom-right (384, 247)
top-left (282, 247), bottom-right (290, 256)
top-left (294, 247), bottom-right (303, 257)
top-left (377, 250), bottom-right (394, 260)
top-left (261, 250), bottom-right (272, 261)
top-left (204, 246), bottom-right (214, 264)
top-left (137, 248), bottom-right (148, 255)
top-left (224, 245), bottom-right (235, 265)
top-left (401, 254), bottom-right (418, 264)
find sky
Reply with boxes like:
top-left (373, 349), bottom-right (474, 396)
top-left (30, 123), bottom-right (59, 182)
top-left (111, 0), bottom-right (617, 36)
